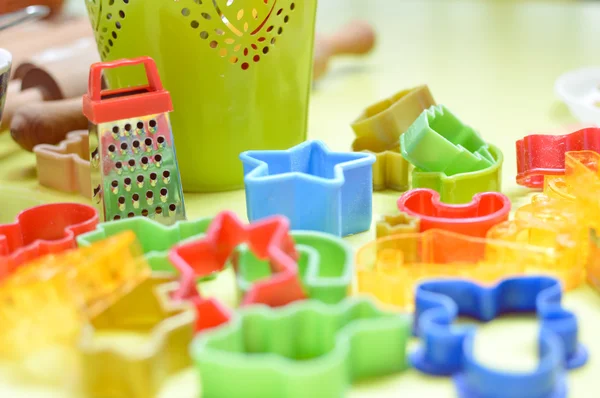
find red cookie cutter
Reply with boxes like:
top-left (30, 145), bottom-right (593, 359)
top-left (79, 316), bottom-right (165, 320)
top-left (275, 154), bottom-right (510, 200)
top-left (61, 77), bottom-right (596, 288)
top-left (516, 127), bottom-right (600, 188)
top-left (397, 189), bottom-right (511, 237)
top-left (0, 203), bottom-right (98, 279)
top-left (169, 211), bottom-right (306, 307)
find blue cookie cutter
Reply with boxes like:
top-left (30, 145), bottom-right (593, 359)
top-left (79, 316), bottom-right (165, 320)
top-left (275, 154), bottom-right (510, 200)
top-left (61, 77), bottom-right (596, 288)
top-left (411, 276), bottom-right (588, 398)
top-left (240, 140), bottom-right (376, 237)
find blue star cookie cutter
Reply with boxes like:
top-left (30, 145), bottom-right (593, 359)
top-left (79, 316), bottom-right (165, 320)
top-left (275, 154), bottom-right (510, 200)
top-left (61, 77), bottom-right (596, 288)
top-left (411, 276), bottom-right (588, 398)
top-left (240, 140), bottom-right (376, 237)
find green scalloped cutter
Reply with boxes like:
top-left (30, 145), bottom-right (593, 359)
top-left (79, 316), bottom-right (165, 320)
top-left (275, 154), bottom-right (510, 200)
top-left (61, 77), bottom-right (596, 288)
top-left (76, 216), bottom-right (212, 275)
top-left (235, 231), bottom-right (353, 304)
top-left (191, 298), bottom-right (411, 398)
top-left (400, 105), bottom-right (495, 176)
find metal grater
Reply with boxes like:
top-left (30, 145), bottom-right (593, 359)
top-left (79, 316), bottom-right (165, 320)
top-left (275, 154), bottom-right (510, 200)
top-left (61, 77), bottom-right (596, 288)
top-left (82, 57), bottom-right (186, 225)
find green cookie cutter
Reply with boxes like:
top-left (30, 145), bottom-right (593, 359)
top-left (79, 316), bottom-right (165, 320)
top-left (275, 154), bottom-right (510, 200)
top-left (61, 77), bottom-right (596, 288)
top-left (191, 298), bottom-right (411, 398)
top-left (412, 144), bottom-right (504, 204)
top-left (400, 104), bottom-right (495, 176)
top-left (76, 216), bottom-right (212, 275)
top-left (235, 231), bottom-right (353, 304)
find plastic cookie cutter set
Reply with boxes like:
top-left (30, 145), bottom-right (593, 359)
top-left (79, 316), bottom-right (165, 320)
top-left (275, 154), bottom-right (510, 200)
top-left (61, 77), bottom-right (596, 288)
top-left (411, 276), bottom-right (588, 398)
top-left (376, 211), bottom-right (420, 238)
top-left (191, 298), bottom-right (411, 398)
top-left (355, 229), bottom-right (577, 311)
top-left (82, 56), bottom-right (186, 224)
top-left (397, 188), bottom-right (511, 238)
top-left (555, 67), bottom-right (600, 125)
top-left (33, 131), bottom-right (92, 198)
top-left (77, 216), bottom-right (213, 275)
top-left (240, 140), bottom-right (376, 237)
top-left (351, 137), bottom-right (409, 191)
top-left (0, 202), bottom-right (98, 278)
top-left (169, 211), bottom-right (306, 307)
top-left (234, 230), bottom-right (353, 304)
top-left (79, 274), bottom-right (196, 398)
top-left (350, 85), bottom-right (437, 191)
top-left (0, 231), bottom-right (150, 359)
top-left (400, 104), bottom-right (503, 203)
top-left (516, 127), bottom-right (600, 188)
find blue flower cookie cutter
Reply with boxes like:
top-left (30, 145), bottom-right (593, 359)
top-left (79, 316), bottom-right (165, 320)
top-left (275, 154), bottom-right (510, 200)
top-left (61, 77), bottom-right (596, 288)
top-left (240, 140), bottom-right (376, 237)
top-left (411, 276), bottom-right (588, 398)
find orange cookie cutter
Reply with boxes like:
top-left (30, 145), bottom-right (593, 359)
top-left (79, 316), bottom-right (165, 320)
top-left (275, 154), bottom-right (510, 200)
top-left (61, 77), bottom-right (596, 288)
top-left (33, 131), bottom-right (91, 198)
top-left (355, 229), bottom-right (573, 310)
top-left (0, 231), bottom-right (150, 359)
top-left (376, 212), bottom-right (420, 238)
top-left (351, 136), bottom-right (409, 191)
top-left (0, 203), bottom-right (98, 279)
top-left (79, 275), bottom-right (196, 398)
top-left (351, 85), bottom-right (436, 145)
top-left (169, 211), bottom-right (306, 307)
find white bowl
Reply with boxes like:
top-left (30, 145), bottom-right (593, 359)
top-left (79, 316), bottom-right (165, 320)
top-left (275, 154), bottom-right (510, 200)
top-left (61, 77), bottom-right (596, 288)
top-left (555, 67), bottom-right (600, 125)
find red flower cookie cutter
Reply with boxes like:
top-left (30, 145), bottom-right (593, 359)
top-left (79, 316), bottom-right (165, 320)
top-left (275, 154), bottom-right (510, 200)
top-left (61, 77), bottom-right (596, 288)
top-left (516, 127), bottom-right (600, 188)
top-left (169, 211), bottom-right (306, 307)
top-left (397, 189), bottom-right (511, 237)
top-left (0, 203), bottom-right (98, 279)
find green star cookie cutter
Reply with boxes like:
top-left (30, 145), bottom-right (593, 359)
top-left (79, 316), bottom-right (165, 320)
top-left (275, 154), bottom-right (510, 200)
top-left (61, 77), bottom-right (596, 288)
top-left (191, 298), bottom-right (411, 398)
top-left (400, 105), bottom-right (494, 176)
top-left (411, 143), bottom-right (504, 204)
top-left (235, 231), bottom-right (353, 304)
top-left (76, 217), bottom-right (212, 275)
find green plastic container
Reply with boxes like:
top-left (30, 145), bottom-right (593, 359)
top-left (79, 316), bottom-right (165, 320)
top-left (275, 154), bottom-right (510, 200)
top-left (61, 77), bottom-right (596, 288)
top-left (85, 0), bottom-right (317, 192)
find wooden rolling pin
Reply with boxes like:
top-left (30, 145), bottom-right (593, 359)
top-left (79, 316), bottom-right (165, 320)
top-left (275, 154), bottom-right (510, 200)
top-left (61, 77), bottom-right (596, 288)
top-left (10, 97), bottom-right (87, 151)
top-left (0, 0), bottom-right (64, 17)
top-left (313, 20), bottom-right (376, 81)
top-left (1, 37), bottom-right (100, 129)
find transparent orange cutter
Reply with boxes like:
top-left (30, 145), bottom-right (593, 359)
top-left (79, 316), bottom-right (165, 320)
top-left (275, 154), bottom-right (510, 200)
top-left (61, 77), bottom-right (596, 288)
top-left (79, 275), bottom-right (196, 398)
top-left (356, 229), bottom-right (574, 310)
top-left (0, 231), bottom-right (150, 359)
top-left (33, 130), bottom-right (91, 198)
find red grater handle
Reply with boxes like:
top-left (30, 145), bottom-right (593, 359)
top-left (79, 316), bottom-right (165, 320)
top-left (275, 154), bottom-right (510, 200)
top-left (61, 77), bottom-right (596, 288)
top-left (88, 57), bottom-right (164, 102)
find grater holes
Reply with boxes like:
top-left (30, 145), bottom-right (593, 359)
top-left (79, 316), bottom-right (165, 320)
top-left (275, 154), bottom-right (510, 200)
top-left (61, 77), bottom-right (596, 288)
top-left (210, 41), bottom-right (218, 49)
top-left (118, 196), bottom-right (125, 205)
top-left (108, 39), bottom-right (114, 47)
top-left (169, 204), bottom-right (177, 214)
top-left (125, 123), bottom-right (132, 132)
top-left (116, 21), bottom-right (122, 29)
top-left (112, 126), bottom-right (119, 134)
top-left (121, 142), bottom-right (128, 151)
top-left (149, 120), bottom-right (157, 128)
top-left (182, 8), bottom-right (190, 16)
top-left (202, 13), bottom-right (211, 20)
top-left (113, 215), bottom-right (121, 220)
top-left (242, 62), bottom-right (249, 70)
top-left (137, 121), bottom-right (144, 129)
top-left (271, 37), bottom-right (276, 45)
top-left (284, 16), bottom-right (289, 23)
top-left (119, 10), bottom-right (125, 18)
top-left (277, 8), bottom-right (282, 15)
top-left (112, 31), bottom-right (117, 39)
top-left (141, 156), bottom-right (149, 167)
top-left (278, 27), bottom-right (283, 35)
top-left (219, 49), bottom-right (228, 57)
top-left (156, 206), bottom-right (163, 215)
top-left (128, 212), bottom-right (135, 218)
top-left (115, 161), bottom-right (123, 171)
top-left (132, 140), bottom-right (140, 150)
top-left (123, 0), bottom-right (129, 3)
top-left (253, 55), bottom-right (260, 62)
top-left (191, 20), bottom-right (199, 29)
top-left (132, 193), bottom-right (140, 201)
top-left (200, 31), bottom-right (209, 39)
top-left (230, 56), bottom-right (238, 64)
top-left (157, 136), bottom-right (165, 144)
top-left (267, 25), bottom-right (274, 32)
top-left (107, 13), bottom-right (112, 20)
top-left (263, 47), bottom-right (269, 54)
top-left (154, 154), bottom-right (162, 164)
top-left (109, 0), bottom-right (114, 4)
top-left (108, 144), bottom-right (116, 153)
top-left (145, 138), bottom-right (153, 147)
top-left (290, 3), bottom-right (295, 10)
top-left (142, 209), bottom-right (149, 217)
top-left (137, 175), bottom-right (144, 185)
top-left (194, 0), bottom-right (203, 4)
top-left (215, 28), bottom-right (225, 36)
top-left (111, 180), bottom-right (118, 188)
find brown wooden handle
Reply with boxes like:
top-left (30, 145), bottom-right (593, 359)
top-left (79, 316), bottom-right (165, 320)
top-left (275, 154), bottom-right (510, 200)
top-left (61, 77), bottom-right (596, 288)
top-left (10, 97), bottom-right (87, 151)
top-left (0, 85), bottom-right (45, 130)
top-left (313, 20), bottom-right (376, 81)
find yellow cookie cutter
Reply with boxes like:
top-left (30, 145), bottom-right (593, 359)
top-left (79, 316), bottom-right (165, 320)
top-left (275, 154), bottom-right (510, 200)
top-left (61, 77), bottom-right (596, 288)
top-left (352, 137), bottom-right (409, 191)
top-left (79, 275), bottom-right (195, 398)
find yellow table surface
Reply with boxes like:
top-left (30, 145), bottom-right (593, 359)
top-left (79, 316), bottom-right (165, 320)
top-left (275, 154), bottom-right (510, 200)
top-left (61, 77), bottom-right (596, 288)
top-left (2, 0), bottom-right (600, 397)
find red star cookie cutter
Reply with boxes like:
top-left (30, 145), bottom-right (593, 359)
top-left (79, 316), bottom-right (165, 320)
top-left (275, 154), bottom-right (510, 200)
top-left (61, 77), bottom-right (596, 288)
top-left (0, 203), bottom-right (98, 279)
top-left (516, 127), bottom-right (600, 188)
top-left (397, 189), bottom-right (511, 238)
top-left (169, 211), bottom-right (306, 308)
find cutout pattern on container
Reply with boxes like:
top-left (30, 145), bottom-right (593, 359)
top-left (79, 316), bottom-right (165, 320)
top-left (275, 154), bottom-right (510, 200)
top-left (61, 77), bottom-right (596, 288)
top-left (86, 0), bottom-right (296, 70)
